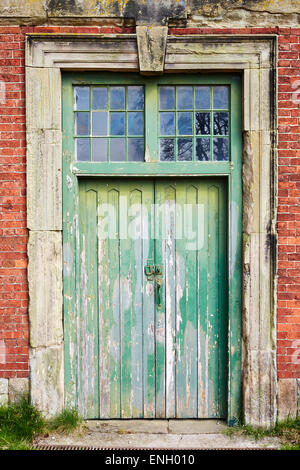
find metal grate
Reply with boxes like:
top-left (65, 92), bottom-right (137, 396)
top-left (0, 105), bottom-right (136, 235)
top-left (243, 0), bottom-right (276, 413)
top-left (33, 444), bottom-right (276, 451)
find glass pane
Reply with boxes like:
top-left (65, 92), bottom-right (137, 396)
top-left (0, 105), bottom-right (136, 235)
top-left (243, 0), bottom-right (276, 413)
top-left (128, 86), bottom-right (144, 110)
top-left (74, 86), bottom-right (90, 110)
top-left (213, 112), bottom-right (229, 135)
top-left (110, 138), bottom-right (125, 161)
top-left (160, 139), bottom-right (175, 161)
top-left (76, 138), bottom-right (90, 161)
top-left (128, 138), bottom-right (144, 162)
top-left (178, 138), bottom-right (193, 161)
top-left (195, 112), bottom-right (210, 135)
top-left (75, 112), bottom-right (89, 135)
top-left (92, 88), bottom-right (107, 110)
top-left (178, 112), bottom-right (193, 135)
top-left (92, 138), bottom-right (107, 162)
top-left (160, 112), bottom-right (175, 135)
top-left (128, 112), bottom-right (144, 135)
top-left (213, 137), bottom-right (229, 161)
top-left (213, 86), bottom-right (228, 109)
top-left (196, 138), bottom-right (210, 161)
top-left (110, 112), bottom-right (125, 135)
top-left (160, 87), bottom-right (175, 110)
top-left (110, 87), bottom-right (125, 109)
top-left (195, 87), bottom-right (210, 109)
top-left (92, 112), bottom-right (107, 136)
top-left (177, 86), bottom-right (193, 109)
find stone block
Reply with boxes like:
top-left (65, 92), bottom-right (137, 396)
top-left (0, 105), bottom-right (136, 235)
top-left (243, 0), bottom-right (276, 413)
top-left (8, 378), bottom-right (29, 403)
top-left (28, 231), bottom-right (63, 348)
top-left (277, 378), bottom-right (297, 421)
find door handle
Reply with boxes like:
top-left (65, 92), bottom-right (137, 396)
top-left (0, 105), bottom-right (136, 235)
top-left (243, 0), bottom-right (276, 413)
top-left (144, 263), bottom-right (155, 281)
top-left (155, 266), bottom-right (163, 309)
top-left (144, 264), bottom-right (163, 309)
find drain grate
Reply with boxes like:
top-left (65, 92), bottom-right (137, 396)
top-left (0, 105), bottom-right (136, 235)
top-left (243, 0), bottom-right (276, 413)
top-left (33, 444), bottom-right (276, 451)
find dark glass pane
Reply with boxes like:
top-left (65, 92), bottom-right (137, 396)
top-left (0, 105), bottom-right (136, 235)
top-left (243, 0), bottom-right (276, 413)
top-left (110, 138), bottom-right (125, 161)
top-left (92, 112), bottom-right (107, 136)
top-left (160, 87), bottom-right (175, 110)
top-left (177, 86), bottom-right (193, 109)
top-left (92, 88), bottom-right (107, 110)
top-left (213, 86), bottom-right (228, 109)
top-left (196, 138), bottom-right (210, 161)
top-left (178, 112), bottom-right (193, 135)
top-left (128, 86), bottom-right (144, 110)
top-left (110, 112), bottom-right (125, 135)
top-left (160, 112), bottom-right (175, 135)
top-left (92, 138), bottom-right (107, 162)
top-left (76, 138), bottom-right (90, 161)
top-left (160, 139), bottom-right (175, 161)
top-left (75, 112), bottom-right (89, 135)
top-left (110, 87), bottom-right (125, 109)
top-left (213, 112), bottom-right (229, 135)
top-left (74, 86), bottom-right (90, 110)
top-left (128, 138), bottom-right (144, 162)
top-left (213, 137), bottom-right (229, 161)
top-left (195, 86), bottom-right (210, 109)
top-left (128, 112), bottom-right (144, 135)
top-left (195, 112), bottom-right (210, 135)
top-left (178, 138), bottom-right (193, 161)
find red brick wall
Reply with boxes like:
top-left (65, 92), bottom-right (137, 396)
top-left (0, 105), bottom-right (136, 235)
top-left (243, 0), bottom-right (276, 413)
top-left (0, 25), bottom-right (299, 382)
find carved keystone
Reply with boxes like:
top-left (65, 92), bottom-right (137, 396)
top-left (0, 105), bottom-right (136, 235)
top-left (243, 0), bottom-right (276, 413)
top-left (137, 25), bottom-right (168, 74)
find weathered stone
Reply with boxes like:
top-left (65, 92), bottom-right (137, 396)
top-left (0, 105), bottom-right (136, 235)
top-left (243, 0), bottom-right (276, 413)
top-left (28, 231), bottom-right (63, 348)
top-left (26, 130), bottom-right (62, 231)
top-left (0, 0), bottom-right (46, 20)
top-left (26, 35), bottom-right (138, 70)
top-left (165, 37), bottom-right (272, 72)
top-left (8, 378), bottom-right (29, 402)
top-left (45, 0), bottom-right (186, 25)
top-left (26, 67), bottom-right (61, 131)
top-left (0, 395), bottom-right (8, 406)
top-left (0, 378), bottom-right (8, 395)
top-left (277, 378), bottom-right (297, 421)
top-left (297, 378), bottom-right (300, 416)
top-left (30, 345), bottom-right (64, 417)
top-left (136, 26), bottom-right (168, 73)
top-left (243, 350), bottom-right (277, 427)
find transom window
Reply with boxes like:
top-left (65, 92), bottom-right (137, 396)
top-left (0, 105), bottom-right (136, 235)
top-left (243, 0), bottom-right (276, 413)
top-left (75, 85), bottom-right (144, 162)
top-left (73, 80), bottom-right (231, 164)
top-left (159, 85), bottom-right (229, 162)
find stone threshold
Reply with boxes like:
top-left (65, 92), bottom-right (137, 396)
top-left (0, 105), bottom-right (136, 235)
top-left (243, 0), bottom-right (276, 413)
top-left (86, 419), bottom-right (227, 434)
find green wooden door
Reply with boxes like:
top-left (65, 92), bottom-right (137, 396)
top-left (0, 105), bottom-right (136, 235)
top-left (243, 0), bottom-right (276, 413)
top-left (75, 177), bottom-right (227, 419)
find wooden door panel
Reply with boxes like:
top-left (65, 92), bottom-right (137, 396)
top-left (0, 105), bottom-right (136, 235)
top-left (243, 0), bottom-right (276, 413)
top-left (73, 178), bottom-right (227, 419)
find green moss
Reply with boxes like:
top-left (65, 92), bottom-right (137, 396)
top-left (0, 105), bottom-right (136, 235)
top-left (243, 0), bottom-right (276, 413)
top-left (224, 417), bottom-right (300, 450)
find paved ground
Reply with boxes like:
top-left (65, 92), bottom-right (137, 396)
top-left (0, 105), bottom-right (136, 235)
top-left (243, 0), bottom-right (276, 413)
top-left (35, 420), bottom-right (281, 450)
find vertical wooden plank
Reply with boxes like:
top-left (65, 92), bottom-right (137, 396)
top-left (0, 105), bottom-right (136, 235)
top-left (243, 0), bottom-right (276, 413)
top-left (142, 183), bottom-right (156, 418)
top-left (154, 181), bottom-right (166, 417)
top-left (218, 180), bottom-right (228, 418)
top-left (129, 187), bottom-right (144, 417)
top-left (62, 75), bottom-right (79, 410)
top-left (120, 182), bottom-right (145, 417)
top-left (78, 182), bottom-right (99, 418)
top-left (174, 182), bottom-right (188, 418)
top-left (98, 183), bottom-right (121, 418)
top-left (164, 184), bottom-right (177, 418)
top-left (198, 182), bottom-right (209, 418)
top-left (207, 183), bottom-right (220, 417)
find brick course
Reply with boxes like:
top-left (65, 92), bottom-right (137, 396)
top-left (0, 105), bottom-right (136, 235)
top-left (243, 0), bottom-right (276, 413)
top-left (0, 25), bottom-right (299, 381)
